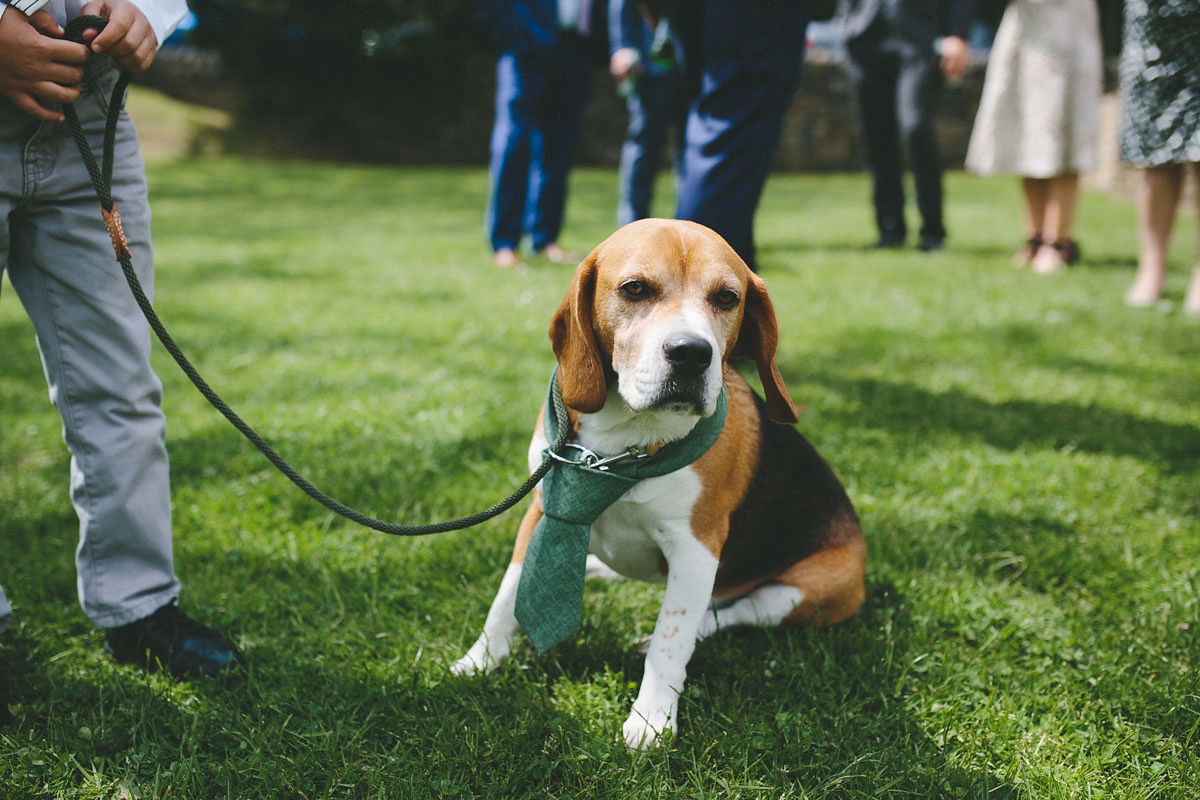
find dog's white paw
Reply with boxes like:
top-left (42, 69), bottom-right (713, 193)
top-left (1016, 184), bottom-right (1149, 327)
top-left (450, 637), bottom-right (506, 677)
top-left (622, 707), bottom-right (676, 750)
top-left (449, 653), bottom-right (485, 677)
top-left (584, 554), bottom-right (623, 581)
top-left (695, 611), bottom-right (720, 641)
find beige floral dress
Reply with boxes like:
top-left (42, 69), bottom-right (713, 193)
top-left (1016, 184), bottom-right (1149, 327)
top-left (966, 0), bottom-right (1103, 178)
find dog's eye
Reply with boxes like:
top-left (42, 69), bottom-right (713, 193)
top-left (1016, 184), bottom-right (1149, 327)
top-left (711, 289), bottom-right (740, 310)
top-left (619, 280), bottom-right (653, 300)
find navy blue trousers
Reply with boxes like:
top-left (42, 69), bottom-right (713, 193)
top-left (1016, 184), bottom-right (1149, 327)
top-left (486, 38), bottom-right (594, 253)
top-left (674, 0), bottom-right (809, 269)
top-left (845, 36), bottom-right (946, 241)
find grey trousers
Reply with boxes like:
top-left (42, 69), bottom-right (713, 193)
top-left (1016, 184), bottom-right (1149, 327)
top-left (0, 68), bottom-right (179, 632)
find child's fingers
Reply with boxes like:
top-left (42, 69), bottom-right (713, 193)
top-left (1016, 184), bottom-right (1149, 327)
top-left (27, 10), bottom-right (64, 37)
top-left (85, 6), bottom-right (156, 71)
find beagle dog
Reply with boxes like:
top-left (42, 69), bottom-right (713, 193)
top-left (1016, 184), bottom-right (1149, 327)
top-left (452, 219), bottom-right (866, 749)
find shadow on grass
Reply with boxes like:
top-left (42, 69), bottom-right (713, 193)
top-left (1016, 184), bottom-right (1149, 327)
top-left (572, 577), bottom-right (1023, 796)
top-left (796, 372), bottom-right (1199, 474)
top-left (336, 576), bottom-right (1022, 794)
top-left (0, 514), bottom-right (1015, 796)
top-left (1072, 254), bottom-right (1141, 271)
top-left (913, 507), bottom-right (1147, 595)
top-left (3, 641), bottom-right (601, 798)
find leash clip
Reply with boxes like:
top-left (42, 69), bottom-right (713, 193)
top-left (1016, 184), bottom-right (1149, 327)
top-left (548, 443), bottom-right (649, 471)
top-left (101, 203), bottom-right (133, 261)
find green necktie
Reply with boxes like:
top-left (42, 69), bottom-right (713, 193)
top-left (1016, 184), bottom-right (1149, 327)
top-left (514, 373), bottom-right (727, 653)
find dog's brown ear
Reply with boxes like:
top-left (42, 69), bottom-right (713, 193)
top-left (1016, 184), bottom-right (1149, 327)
top-left (732, 273), bottom-right (800, 423)
top-left (549, 255), bottom-right (609, 413)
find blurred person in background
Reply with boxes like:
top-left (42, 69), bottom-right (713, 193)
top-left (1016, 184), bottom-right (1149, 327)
top-left (481, 0), bottom-right (606, 268)
top-left (836, 0), bottom-right (973, 252)
top-left (1119, 0), bottom-right (1200, 313)
top-left (965, 0), bottom-right (1102, 274)
top-left (671, 0), bottom-right (809, 270)
top-left (608, 0), bottom-right (685, 227)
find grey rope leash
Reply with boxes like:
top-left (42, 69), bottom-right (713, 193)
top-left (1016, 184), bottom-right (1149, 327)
top-left (61, 16), bottom-right (567, 536)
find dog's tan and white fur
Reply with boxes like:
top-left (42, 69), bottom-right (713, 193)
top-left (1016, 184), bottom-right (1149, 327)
top-left (452, 219), bottom-right (866, 748)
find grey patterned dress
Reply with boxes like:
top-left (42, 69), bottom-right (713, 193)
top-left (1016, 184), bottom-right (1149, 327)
top-left (1118, 0), bottom-right (1200, 166)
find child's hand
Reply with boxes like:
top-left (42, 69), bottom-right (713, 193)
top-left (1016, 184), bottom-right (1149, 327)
top-left (28, 9), bottom-right (66, 37)
top-left (0, 8), bottom-right (88, 122)
top-left (79, 1), bottom-right (158, 73)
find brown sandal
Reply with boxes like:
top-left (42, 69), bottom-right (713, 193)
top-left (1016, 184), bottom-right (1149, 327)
top-left (1051, 239), bottom-right (1081, 265)
top-left (1012, 236), bottom-right (1042, 268)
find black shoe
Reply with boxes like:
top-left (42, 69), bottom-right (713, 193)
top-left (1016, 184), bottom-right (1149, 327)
top-left (105, 602), bottom-right (244, 678)
top-left (1051, 237), bottom-right (1081, 265)
top-left (873, 231), bottom-right (906, 249)
top-left (917, 233), bottom-right (945, 252)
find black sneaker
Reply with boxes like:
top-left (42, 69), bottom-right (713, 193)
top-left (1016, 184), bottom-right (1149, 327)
top-left (917, 232), bottom-right (945, 252)
top-left (105, 602), bottom-right (244, 678)
top-left (873, 231), bottom-right (906, 249)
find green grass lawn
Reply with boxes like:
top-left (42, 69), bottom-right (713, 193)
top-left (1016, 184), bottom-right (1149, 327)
top-left (1, 159), bottom-right (1198, 799)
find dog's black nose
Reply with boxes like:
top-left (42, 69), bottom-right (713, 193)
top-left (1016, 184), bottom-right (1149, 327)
top-left (664, 336), bottom-right (713, 378)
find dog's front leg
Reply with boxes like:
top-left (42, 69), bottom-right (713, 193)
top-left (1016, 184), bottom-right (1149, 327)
top-left (451, 498), bottom-right (543, 676)
top-left (451, 561), bottom-right (523, 675)
top-left (624, 532), bottom-right (719, 750)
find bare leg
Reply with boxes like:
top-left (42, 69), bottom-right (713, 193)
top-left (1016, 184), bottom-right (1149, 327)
top-left (1033, 172), bottom-right (1081, 274)
top-left (1184, 163), bottom-right (1200, 315)
top-left (1015, 177), bottom-right (1049, 267)
top-left (1051, 173), bottom-right (1080, 240)
top-left (1127, 164), bottom-right (1184, 306)
top-left (1022, 177), bottom-right (1049, 239)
